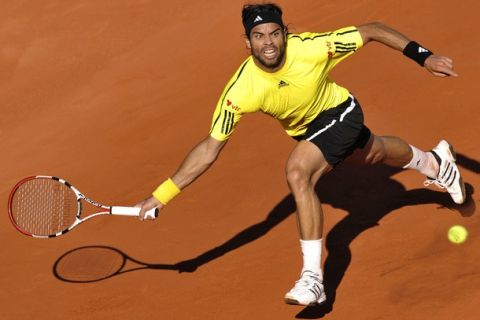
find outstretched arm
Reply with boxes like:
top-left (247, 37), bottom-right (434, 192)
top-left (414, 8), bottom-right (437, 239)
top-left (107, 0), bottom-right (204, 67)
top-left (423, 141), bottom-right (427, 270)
top-left (357, 22), bottom-right (458, 77)
top-left (136, 136), bottom-right (227, 220)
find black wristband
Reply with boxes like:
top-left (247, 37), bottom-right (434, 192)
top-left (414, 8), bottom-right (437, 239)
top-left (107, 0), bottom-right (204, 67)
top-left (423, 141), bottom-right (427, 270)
top-left (403, 41), bottom-right (433, 66)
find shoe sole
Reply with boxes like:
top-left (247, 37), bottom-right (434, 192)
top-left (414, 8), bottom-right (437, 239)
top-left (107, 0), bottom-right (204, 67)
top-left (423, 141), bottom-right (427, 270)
top-left (284, 292), bottom-right (327, 306)
top-left (444, 141), bottom-right (466, 204)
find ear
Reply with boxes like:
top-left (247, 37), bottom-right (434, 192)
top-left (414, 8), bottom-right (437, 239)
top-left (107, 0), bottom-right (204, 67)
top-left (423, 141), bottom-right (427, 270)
top-left (245, 37), bottom-right (251, 49)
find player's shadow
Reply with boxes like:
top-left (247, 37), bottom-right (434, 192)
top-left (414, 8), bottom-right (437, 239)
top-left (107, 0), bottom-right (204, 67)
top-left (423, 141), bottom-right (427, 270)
top-left (295, 153), bottom-right (477, 319)
top-left (173, 155), bottom-right (476, 278)
top-left (53, 153), bottom-right (477, 317)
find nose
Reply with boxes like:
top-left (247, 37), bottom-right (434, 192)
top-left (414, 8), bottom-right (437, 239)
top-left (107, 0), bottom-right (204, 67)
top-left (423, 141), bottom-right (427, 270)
top-left (264, 34), bottom-right (273, 45)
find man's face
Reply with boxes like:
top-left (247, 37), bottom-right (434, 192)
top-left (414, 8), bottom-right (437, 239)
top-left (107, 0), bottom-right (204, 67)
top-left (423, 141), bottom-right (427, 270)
top-left (246, 23), bottom-right (286, 72)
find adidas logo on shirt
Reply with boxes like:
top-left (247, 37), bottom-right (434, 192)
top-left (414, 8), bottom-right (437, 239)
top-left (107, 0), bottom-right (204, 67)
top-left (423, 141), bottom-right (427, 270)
top-left (253, 15), bottom-right (263, 23)
top-left (278, 80), bottom-right (289, 88)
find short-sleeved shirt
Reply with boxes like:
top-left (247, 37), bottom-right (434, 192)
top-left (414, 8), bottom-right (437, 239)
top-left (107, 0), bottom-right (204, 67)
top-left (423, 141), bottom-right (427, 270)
top-left (209, 26), bottom-right (364, 141)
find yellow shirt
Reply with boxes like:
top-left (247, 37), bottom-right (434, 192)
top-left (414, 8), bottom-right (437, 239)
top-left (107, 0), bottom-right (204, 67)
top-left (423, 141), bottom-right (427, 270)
top-left (210, 26), bottom-right (363, 141)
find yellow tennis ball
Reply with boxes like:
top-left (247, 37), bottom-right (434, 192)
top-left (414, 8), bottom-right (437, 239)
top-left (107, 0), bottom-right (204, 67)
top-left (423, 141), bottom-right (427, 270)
top-left (448, 225), bottom-right (468, 244)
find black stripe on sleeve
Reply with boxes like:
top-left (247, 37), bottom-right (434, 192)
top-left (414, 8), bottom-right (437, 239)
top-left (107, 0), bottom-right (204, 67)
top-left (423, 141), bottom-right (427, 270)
top-left (227, 111), bottom-right (235, 134)
top-left (224, 111), bottom-right (232, 134)
top-left (336, 29), bottom-right (357, 36)
top-left (334, 42), bottom-right (356, 47)
top-left (221, 110), bottom-right (228, 134)
top-left (288, 32), bottom-right (332, 41)
top-left (335, 45), bottom-right (356, 50)
top-left (221, 110), bottom-right (235, 135)
top-left (210, 60), bottom-right (249, 135)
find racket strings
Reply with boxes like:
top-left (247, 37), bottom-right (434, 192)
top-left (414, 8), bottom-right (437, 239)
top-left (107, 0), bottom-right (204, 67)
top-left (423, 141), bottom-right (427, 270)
top-left (55, 247), bottom-right (125, 282)
top-left (11, 179), bottom-right (79, 236)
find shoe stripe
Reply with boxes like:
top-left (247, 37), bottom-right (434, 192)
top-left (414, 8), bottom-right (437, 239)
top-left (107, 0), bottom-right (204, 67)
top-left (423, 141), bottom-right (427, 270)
top-left (441, 162), bottom-right (451, 179)
top-left (309, 287), bottom-right (320, 299)
top-left (430, 150), bottom-right (442, 168)
top-left (445, 165), bottom-right (454, 183)
top-left (447, 171), bottom-right (457, 188)
top-left (313, 283), bottom-right (322, 298)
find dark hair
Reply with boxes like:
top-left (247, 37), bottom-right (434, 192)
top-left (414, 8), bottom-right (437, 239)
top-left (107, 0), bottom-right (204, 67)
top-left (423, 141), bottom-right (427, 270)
top-left (242, 3), bottom-right (287, 37)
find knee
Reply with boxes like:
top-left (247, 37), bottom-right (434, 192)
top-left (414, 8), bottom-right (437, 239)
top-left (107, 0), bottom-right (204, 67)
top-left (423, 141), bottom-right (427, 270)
top-left (286, 163), bottom-right (311, 191)
top-left (365, 137), bottom-right (386, 164)
top-left (366, 151), bottom-right (386, 164)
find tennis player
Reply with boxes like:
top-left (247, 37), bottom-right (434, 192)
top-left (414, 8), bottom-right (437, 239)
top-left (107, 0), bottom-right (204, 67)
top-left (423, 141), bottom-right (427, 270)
top-left (137, 3), bottom-right (465, 306)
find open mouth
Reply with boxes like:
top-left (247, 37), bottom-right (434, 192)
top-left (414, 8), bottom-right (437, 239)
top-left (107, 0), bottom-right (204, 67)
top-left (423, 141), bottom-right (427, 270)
top-left (263, 48), bottom-right (277, 60)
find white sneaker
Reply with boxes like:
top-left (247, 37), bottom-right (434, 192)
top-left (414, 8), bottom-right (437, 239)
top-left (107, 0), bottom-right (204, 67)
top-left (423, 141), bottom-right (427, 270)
top-left (284, 270), bottom-right (326, 306)
top-left (424, 140), bottom-right (466, 204)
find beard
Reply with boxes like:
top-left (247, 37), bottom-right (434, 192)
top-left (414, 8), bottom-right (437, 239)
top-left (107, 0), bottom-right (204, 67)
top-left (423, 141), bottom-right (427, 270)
top-left (251, 42), bottom-right (286, 70)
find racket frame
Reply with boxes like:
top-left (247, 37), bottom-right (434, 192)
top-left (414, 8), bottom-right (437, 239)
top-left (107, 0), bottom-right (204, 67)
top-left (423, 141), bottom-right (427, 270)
top-left (8, 175), bottom-right (156, 238)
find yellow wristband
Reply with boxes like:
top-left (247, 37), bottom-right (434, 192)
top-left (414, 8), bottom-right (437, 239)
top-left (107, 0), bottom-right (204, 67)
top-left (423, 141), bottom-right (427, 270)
top-left (152, 178), bottom-right (181, 205)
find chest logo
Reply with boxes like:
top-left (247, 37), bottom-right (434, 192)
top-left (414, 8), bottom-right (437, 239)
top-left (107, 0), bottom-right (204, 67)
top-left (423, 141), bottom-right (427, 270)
top-left (278, 80), bottom-right (289, 88)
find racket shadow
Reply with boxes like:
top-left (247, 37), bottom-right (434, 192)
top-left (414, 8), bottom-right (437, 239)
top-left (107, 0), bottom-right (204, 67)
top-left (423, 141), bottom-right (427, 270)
top-left (52, 194), bottom-right (297, 283)
top-left (53, 245), bottom-right (178, 283)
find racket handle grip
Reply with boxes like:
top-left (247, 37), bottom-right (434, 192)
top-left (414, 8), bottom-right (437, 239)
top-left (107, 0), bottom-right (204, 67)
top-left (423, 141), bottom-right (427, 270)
top-left (111, 206), bottom-right (159, 219)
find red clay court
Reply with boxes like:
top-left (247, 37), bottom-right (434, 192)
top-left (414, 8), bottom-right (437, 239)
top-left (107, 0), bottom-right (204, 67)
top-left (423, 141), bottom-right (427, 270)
top-left (1, 1), bottom-right (479, 319)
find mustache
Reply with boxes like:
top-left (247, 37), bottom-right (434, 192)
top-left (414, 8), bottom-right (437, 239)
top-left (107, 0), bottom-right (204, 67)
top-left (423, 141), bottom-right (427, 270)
top-left (262, 46), bottom-right (278, 51)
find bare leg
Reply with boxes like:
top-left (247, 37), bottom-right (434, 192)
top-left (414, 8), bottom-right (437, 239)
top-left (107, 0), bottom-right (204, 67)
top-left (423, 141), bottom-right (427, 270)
top-left (347, 134), bottom-right (414, 167)
top-left (286, 140), bottom-right (332, 239)
top-left (358, 134), bottom-right (464, 204)
top-left (284, 140), bottom-right (331, 305)
top-left (347, 133), bottom-right (467, 203)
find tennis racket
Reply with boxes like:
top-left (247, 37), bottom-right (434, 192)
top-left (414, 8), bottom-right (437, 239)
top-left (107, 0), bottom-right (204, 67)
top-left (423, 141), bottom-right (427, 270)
top-left (8, 175), bottom-right (158, 238)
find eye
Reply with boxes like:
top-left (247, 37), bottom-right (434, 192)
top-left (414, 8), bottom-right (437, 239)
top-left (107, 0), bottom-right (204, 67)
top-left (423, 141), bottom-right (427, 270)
top-left (254, 34), bottom-right (262, 39)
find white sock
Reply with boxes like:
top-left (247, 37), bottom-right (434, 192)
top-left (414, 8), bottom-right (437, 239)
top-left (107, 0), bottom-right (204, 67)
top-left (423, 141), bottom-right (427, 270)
top-left (300, 239), bottom-right (322, 278)
top-left (403, 145), bottom-right (439, 178)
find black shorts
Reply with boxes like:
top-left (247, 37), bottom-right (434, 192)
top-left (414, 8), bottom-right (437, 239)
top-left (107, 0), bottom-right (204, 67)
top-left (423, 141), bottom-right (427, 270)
top-left (294, 95), bottom-right (371, 165)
